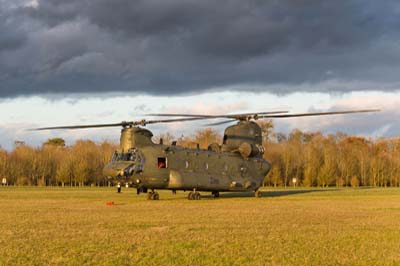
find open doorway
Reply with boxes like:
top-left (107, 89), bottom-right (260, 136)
top-left (157, 157), bottom-right (167, 168)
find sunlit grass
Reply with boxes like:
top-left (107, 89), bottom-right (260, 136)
top-left (1, 187), bottom-right (400, 266)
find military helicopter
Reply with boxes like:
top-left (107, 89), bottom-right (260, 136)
top-left (32, 109), bottom-right (379, 200)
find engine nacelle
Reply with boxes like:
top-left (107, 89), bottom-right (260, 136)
top-left (238, 142), bottom-right (264, 158)
top-left (221, 121), bottom-right (263, 157)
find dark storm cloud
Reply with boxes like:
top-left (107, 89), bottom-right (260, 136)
top-left (0, 0), bottom-right (400, 97)
top-left (0, 2), bottom-right (27, 52)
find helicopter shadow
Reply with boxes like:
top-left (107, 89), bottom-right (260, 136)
top-left (216, 189), bottom-right (339, 199)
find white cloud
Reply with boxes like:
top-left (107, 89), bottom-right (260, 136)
top-left (274, 91), bottom-right (395, 137)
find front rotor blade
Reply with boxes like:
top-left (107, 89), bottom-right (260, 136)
top-left (28, 117), bottom-right (207, 131)
top-left (28, 122), bottom-right (128, 131)
top-left (258, 109), bottom-right (380, 119)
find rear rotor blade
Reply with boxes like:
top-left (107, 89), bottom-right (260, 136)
top-left (204, 120), bottom-right (236, 126)
top-left (146, 110), bottom-right (289, 119)
top-left (142, 117), bottom-right (206, 125)
top-left (147, 113), bottom-right (222, 118)
top-left (258, 109), bottom-right (380, 119)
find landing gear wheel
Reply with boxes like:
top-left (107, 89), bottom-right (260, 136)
top-left (151, 192), bottom-right (159, 200)
top-left (194, 192), bottom-right (201, 200)
top-left (212, 191), bottom-right (220, 198)
top-left (147, 192), bottom-right (153, 200)
top-left (255, 190), bottom-right (262, 198)
top-left (188, 191), bottom-right (201, 200)
top-left (147, 191), bottom-right (159, 200)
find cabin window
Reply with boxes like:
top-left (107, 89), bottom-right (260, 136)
top-left (157, 157), bottom-right (167, 169)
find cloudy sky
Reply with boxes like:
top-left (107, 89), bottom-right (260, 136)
top-left (0, 0), bottom-right (399, 149)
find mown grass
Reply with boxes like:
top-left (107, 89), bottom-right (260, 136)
top-left (0, 187), bottom-right (400, 266)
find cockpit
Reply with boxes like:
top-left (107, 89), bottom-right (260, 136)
top-left (112, 151), bottom-right (136, 161)
top-left (107, 148), bottom-right (144, 177)
top-left (112, 148), bottom-right (144, 162)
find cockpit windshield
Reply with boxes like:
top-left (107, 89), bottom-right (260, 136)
top-left (112, 150), bottom-right (136, 161)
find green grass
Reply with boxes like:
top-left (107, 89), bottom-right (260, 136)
top-left (1, 187), bottom-right (400, 266)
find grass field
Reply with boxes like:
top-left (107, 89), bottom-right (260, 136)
top-left (0, 187), bottom-right (400, 266)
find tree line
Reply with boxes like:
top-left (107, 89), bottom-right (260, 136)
top-left (264, 130), bottom-right (400, 187)
top-left (0, 124), bottom-right (399, 187)
top-left (0, 139), bottom-right (117, 186)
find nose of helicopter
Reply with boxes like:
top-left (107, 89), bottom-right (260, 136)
top-left (103, 161), bottom-right (135, 179)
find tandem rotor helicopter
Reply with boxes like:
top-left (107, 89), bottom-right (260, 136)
top-left (32, 109), bottom-right (379, 200)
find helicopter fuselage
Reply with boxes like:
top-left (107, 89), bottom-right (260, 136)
top-left (103, 143), bottom-right (271, 193)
